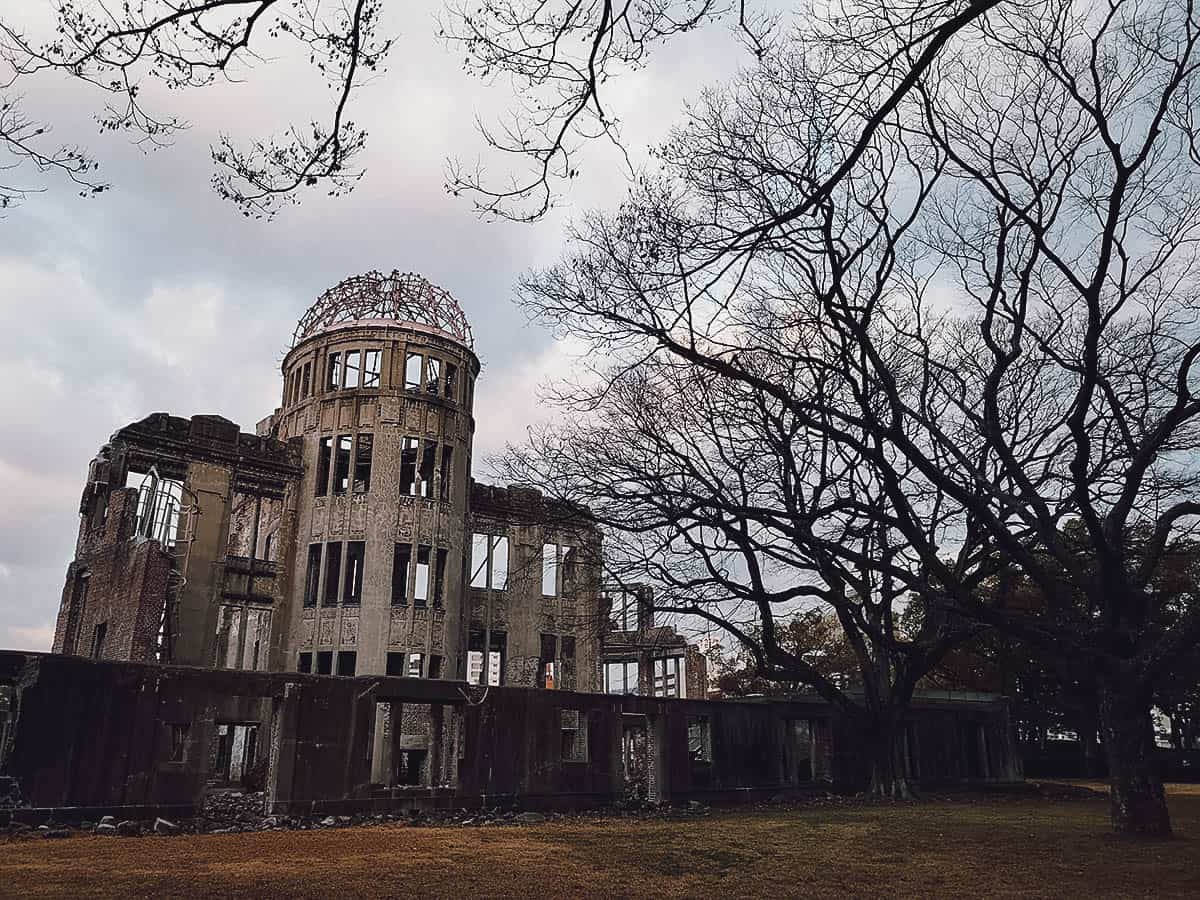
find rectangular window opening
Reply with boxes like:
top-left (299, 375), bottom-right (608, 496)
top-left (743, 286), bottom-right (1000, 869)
top-left (418, 440), bottom-right (436, 498)
top-left (414, 545), bottom-right (431, 606)
top-left (487, 632), bottom-right (506, 686)
top-left (169, 723), bottom-right (189, 763)
top-left (336, 650), bottom-right (357, 677)
top-left (490, 535), bottom-right (509, 590)
top-left (470, 533), bottom-right (488, 588)
top-left (438, 445), bottom-right (454, 501)
top-left (399, 437), bottom-right (418, 495)
top-left (91, 621), bottom-right (107, 659)
top-left (433, 548), bottom-right (448, 608)
top-left (363, 349), bottom-right (381, 388)
top-left (391, 543), bottom-right (411, 606)
top-left (604, 660), bottom-right (639, 695)
top-left (301, 361), bottom-right (311, 397)
top-left (316, 650), bottom-right (333, 675)
top-left (343, 350), bottom-right (361, 389)
top-left (386, 652), bottom-right (406, 676)
top-left (326, 352), bottom-right (341, 391)
top-left (408, 652), bottom-right (424, 678)
top-left (303, 544), bottom-right (322, 608)
top-left (426, 357), bottom-right (441, 394)
top-left (315, 437), bottom-right (332, 497)
top-left (561, 709), bottom-right (588, 762)
top-left (542, 544), bottom-right (559, 597)
top-left (444, 363), bottom-right (458, 401)
top-left (343, 541), bottom-right (365, 605)
top-left (353, 433), bottom-right (373, 493)
top-left (298, 652), bottom-right (313, 674)
top-left (405, 351), bottom-right (423, 390)
top-left (323, 542), bottom-right (343, 606)
top-left (687, 715), bottom-right (712, 763)
top-left (333, 434), bottom-right (352, 495)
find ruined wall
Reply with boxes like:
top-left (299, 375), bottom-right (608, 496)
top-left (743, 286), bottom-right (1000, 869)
top-left (53, 414), bottom-right (302, 671)
top-left (0, 652), bottom-right (1021, 819)
top-left (53, 489), bottom-right (171, 662)
top-left (466, 482), bottom-right (604, 692)
top-left (275, 323), bottom-right (479, 681)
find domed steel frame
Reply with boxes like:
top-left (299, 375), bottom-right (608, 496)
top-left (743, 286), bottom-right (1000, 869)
top-left (293, 270), bottom-right (474, 348)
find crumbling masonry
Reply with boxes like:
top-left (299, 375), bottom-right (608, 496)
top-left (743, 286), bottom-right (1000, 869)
top-left (1, 271), bottom-right (1020, 820)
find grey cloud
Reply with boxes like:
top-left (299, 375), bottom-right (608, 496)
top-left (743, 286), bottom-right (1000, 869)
top-left (0, 3), bottom-right (752, 646)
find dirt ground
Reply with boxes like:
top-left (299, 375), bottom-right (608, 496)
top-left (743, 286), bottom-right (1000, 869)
top-left (3, 784), bottom-right (1199, 898)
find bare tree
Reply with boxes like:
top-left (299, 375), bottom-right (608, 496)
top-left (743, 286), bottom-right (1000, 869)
top-left (0, 1), bottom-right (995, 215)
top-left (496, 353), bottom-right (981, 797)
top-left (505, 0), bottom-right (1200, 835)
top-left (0, 0), bottom-right (391, 217)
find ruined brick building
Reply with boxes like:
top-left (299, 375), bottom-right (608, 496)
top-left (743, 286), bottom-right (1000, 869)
top-left (54, 271), bottom-right (704, 699)
top-left (0, 272), bottom-right (1020, 820)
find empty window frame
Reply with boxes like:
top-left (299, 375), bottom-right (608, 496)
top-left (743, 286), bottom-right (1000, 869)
top-left (467, 631), bottom-right (485, 684)
top-left (343, 541), bottom-right (365, 605)
top-left (438, 445), bottom-right (454, 500)
top-left (316, 650), bottom-right (333, 675)
top-left (433, 548), bottom-right (448, 608)
top-left (362, 350), bottom-right (382, 388)
top-left (417, 441), bottom-right (437, 498)
top-left (391, 543), bottom-right (411, 606)
top-left (91, 621), bottom-right (107, 660)
top-left (343, 350), bottom-right (361, 388)
top-left (168, 723), bottom-right (190, 763)
top-left (326, 352), bottom-right (342, 391)
top-left (470, 533), bottom-right (489, 588)
top-left (405, 351), bottom-right (423, 390)
top-left (561, 546), bottom-right (578, 596)
top-left (300, 361), bottom-right (312, 397)
top-left (561, 708), bottom-right (588, 762)
top-left (687, 715), bottom-right (712, 762)
top-left (540, 633), bottom-right (557, 688)
top-left (298, 652), bottom-right (313, 673)
top-left (444, 363), bottom-right (458, 401)
top-left (652, 656), bottom-right (686, 698)
top-left (426, 357), bottom-right (441, 394)
top-left (609, 590), bottom-right (638, 631)
top-left (323, 542), bottom-right (343, 606)
top-left (353, 433), bottom-right (373, 493)
top-left (604, 660), bottom-right (639, 695)
top-left (414, 545), bottom-right (431, 606)
top-left (303, 544), bottom-right (322, 608)
top-left (315, 437), bottom-right (333, 497)
top-left (408, 652), bottom-right (424, 678)
top-left (542, 544), bottom-right (559, 597)
top-left (333, 435), bottom-right (352, 495)
top-left (386, 652), bottom-right (406, 676)
top-left (470, 533), bottom-right (508, 590)
top-left (429, 654), bottom-right (443, 679)
top-left (399, 437), bottom-right (419, 495)
top-left (487, 632), bottom-right (506, 686)
top-left (336, 650), bottom-right (357, 677)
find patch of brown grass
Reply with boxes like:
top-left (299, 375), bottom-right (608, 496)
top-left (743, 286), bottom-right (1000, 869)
top-left (4, 785), bottom-right (1199, 898)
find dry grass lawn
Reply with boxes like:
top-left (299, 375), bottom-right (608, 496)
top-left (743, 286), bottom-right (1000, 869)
top-left (4, 784), bottom-right (1200, 898)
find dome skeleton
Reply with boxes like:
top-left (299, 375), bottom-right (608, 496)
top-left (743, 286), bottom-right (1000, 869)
top-left (293, 270), bottom-right (474, 348)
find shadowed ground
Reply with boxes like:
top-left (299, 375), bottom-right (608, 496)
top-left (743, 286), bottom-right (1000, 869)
top-left (3, 784), bottom-right (1198, 898)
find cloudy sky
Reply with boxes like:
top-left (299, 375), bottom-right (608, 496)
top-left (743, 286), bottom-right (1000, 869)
top-left (0, 3), bottom-right (748, 650)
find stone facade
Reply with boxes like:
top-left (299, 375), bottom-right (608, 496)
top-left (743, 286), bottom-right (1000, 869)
top-left (49, 273), bottom-right (626, 698)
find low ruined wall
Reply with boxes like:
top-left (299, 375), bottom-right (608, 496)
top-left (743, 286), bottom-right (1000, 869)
top-left (0, 651), bottom-right (1021, 819)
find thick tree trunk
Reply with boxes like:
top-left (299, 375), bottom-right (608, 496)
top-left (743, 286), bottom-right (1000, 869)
top-left (863, 713), bottom-right (916, 800)
top-left (1099, 682), bottom-right (1171, 837)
